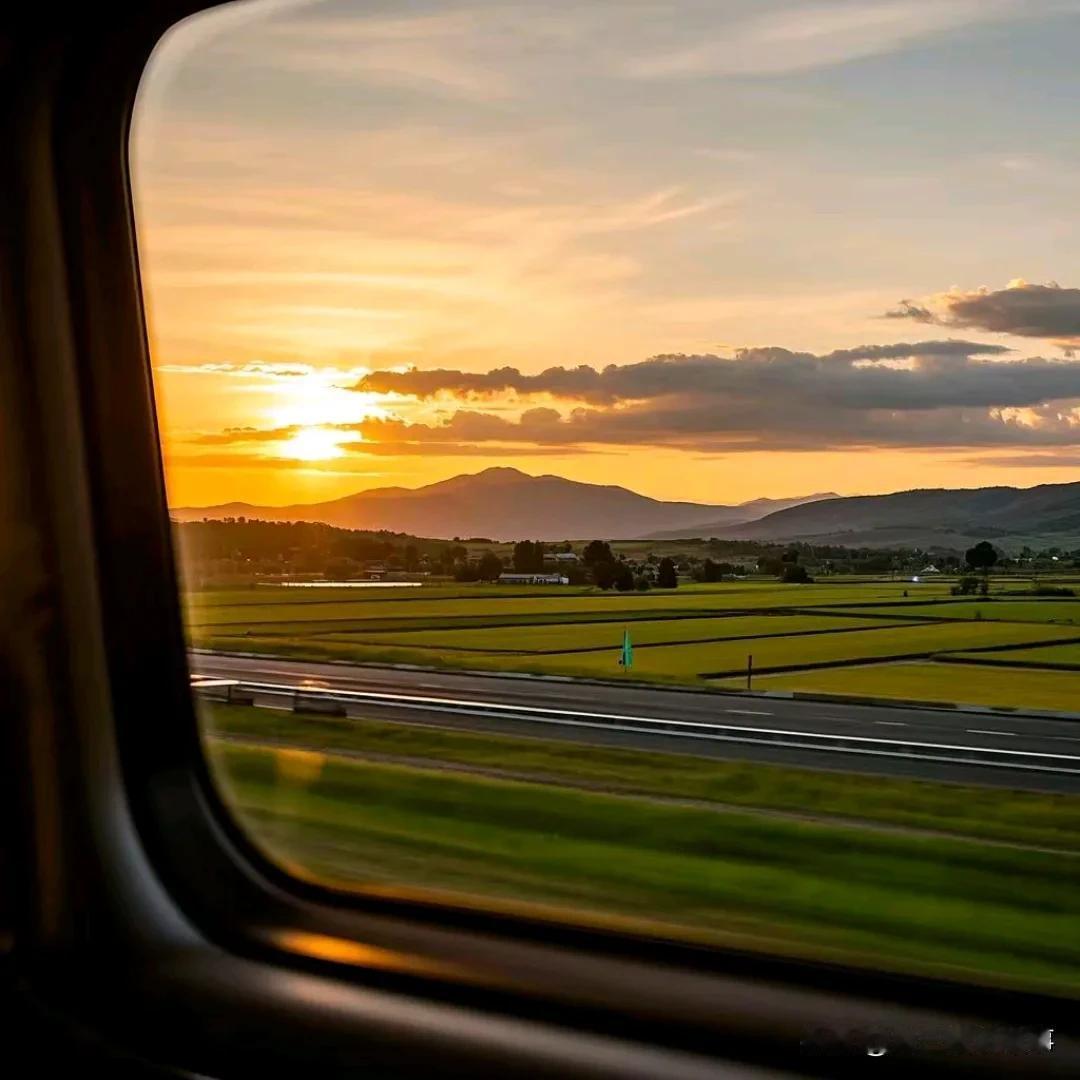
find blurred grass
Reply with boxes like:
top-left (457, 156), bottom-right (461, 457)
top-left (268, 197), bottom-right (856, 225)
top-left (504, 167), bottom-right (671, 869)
top-left (207, 737), bottom-right (1080, 993)
top-left (205, 703), bottom-right (1080, 852)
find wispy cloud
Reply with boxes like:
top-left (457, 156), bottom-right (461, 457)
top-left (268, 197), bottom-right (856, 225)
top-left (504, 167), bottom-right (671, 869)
top-left (972, 452), bottom-right (1080, 467)
top-left (156, 361), bottom-right (322, 379)
top-left (619, 0), bottom-right (1057, 80)
top-left (188, 424), bottom-right (302, 445)
top-left (164, 450), bottom-right (386, 476)
top-left (256, 10), bottom-right (517, 101)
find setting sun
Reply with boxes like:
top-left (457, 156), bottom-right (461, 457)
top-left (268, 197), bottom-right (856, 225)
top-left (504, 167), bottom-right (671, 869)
top-left (277, 427), bottom-right (349, 462)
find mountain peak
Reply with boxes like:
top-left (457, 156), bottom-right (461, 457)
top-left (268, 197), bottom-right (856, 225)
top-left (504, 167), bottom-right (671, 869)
top-left (171, 468), bottom-right (844, 541)
top-left (465, 466), bottom-right (532, 482)
top-left (413, 466), bottom-right (535, 497)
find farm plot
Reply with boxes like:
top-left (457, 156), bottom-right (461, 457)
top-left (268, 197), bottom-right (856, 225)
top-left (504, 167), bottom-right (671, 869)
top-left (189, 581), bottom-right (1080, 702)
top-left (187, 581), bottom-right (954, 633)
top-left (184, 584), bottom-right (601, 614)
top-left (188, 604), bottom-right (897, 642)
top-left (506, 620), bottom-right (1080, 682)
top-left (186, 589), bottom-right (925, 640)
top-left (819, 600), bottom-right (1080, 624)
top-left (319, 612), bottom-right (918, 654)
top-left (944, 641), bottom-right (1080, 669)
top-left (720, 662), bottom-right (1080, 714)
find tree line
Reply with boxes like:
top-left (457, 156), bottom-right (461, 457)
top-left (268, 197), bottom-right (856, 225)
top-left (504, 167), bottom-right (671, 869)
top-left (176, 518), bottom-right (470, 584)
top-left (174, 518), bottom-right (1076, 591)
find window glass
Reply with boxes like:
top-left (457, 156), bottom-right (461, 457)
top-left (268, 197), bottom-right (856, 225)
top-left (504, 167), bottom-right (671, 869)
top-left (135, 0), bottom-right (1080, 993)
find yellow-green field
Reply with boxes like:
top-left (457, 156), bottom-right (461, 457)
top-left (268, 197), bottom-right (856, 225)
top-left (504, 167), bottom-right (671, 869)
top-left (717, 662), bottom-right (1080, 713)
top-left (188, 579), bottom-right (1080, 711)
top-left (826, 600), bottom-right (1080, 624)
top-left (947, 641), bottom-right (1080, 667)
top-left (318, 612), bottom-right (913, 653)
top-left (187, 581), bottom-right (953, 627)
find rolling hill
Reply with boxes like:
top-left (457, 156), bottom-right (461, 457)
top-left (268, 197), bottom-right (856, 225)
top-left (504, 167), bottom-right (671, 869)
top-left (689, 482), bottom-right (1080, 550)
top-left (170, 467), bottom-right (832, 541)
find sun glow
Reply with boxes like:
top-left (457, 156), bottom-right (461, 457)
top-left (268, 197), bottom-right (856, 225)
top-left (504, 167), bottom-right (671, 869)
top-left (262, 370), bottom-right (391, 429)
top-left (278, 426), bottom-right (350, 461)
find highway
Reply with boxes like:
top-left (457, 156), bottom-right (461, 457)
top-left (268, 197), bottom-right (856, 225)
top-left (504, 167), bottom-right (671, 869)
top-left (190, 652), bottom-right (1080, 793)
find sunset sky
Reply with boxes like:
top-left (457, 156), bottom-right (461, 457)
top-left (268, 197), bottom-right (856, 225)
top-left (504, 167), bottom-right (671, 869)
top-left (133, 0), bottom-right (1080, 508)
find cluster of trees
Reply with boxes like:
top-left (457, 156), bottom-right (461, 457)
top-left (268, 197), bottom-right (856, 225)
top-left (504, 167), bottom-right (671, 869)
top-left (949, 541), bottom-right (999, 595)
top-left (581, 541), bottom-right (677, 591)
top-left (756, 549), bottom-right (814, 584)
top-left (175, 519), bottom-right (436, 582)
top-left (694, 559), bottom-right (738, 583)
top-left (453, 550), bottom-right (504, 582)
top-left (512, 540), bottom-right (547, 572)
top-left (177, 518), bottom-right (485, 585)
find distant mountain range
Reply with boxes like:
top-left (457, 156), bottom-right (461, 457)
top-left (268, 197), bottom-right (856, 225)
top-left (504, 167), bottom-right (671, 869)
top-left (669, 482), bottom-right (1080, 551)
top-left (171, 467), bottom-right (1080, 549)
top-left (170, 467), bottom-right (833, 541)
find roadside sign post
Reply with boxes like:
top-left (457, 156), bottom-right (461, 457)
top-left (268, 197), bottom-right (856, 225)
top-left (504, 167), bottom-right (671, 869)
top-left (620, 628), bottom-right (633, 671)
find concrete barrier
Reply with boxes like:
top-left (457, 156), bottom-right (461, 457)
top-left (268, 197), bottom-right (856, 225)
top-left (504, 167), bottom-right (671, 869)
top-left (790, 690), bottom-right (959, 710)
top-left (293, 696), bottom-right (347, 717)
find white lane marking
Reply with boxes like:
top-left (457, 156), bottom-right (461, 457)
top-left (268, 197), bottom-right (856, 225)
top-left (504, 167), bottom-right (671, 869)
top-left (221, 678), bottom-right (1080, 768)
top-left (369, 702), bottom-right (1080, 778)
top-left (967, 728), bottom-right (1018, 737)
top-left (725, 708), bottom-right (773, 716)
top-left (875, 720), bottom-right (906, 727)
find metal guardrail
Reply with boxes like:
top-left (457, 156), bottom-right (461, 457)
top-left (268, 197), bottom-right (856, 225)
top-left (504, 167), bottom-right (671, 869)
top-left (190, 676), bottom-right (1080, 778)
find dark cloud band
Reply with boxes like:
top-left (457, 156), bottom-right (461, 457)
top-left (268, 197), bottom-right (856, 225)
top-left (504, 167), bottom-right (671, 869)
top-left (352, 341), bottom-right (1077, 413)
top-left (886, 282), bottom-right (1080, 351)
top-left (189, 337), bottom-right (1080, 456)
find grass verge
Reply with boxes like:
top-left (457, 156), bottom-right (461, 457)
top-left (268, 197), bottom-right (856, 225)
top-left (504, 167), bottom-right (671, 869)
top-left (204, 703), bottom-right (1080, 851)
top-left (206, 738), bottom-right (1080, 994)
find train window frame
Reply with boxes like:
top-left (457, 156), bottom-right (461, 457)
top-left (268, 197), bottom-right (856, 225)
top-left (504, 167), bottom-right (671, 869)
top-left (2, 3), bottom-right (1076, 1076)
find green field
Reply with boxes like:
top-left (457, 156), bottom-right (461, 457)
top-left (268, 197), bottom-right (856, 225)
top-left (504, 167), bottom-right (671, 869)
top-left (189, 578), bottom-right (1080, 709)
top-left (947, 641), bottom-right (1080, 668)
top-left (200, 619), bottom-right (1080, 689)
top-left (824, 599), bottom-right (1080, 624)
top-left (319, 612), bottom-right (912, 653)
top-left (187, 585), bottom-right (595, 607)
top-left (719, 661), bottom-right (1080, 712)
top-left (186, 581), bottom-right (953, 629)
top-left (480, 620), bottom-right (1080, 679)
top-left (203, 707), bottom-right (1080, 993)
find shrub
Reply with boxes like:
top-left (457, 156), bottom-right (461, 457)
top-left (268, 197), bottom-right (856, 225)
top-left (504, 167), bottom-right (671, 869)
top-left (1029, 585), bottom-right (1077, 597)
top-left (950, 576), bottom-right (980, 596)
